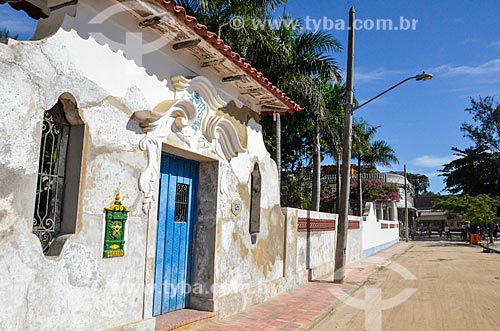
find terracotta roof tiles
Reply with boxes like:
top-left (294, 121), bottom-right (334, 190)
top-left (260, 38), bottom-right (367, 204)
top-left (161, 0), bottom-right (302, 114)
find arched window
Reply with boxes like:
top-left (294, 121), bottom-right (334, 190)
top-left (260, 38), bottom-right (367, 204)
top-left (249, 163), bottom-right (261, 244)
top-left (33, 94), bottom-right (84, 255)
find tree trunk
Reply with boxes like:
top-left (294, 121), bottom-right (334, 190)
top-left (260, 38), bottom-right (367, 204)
top-left (335, 153), bottom-right (341, 214)
top-left (312, 122), bottom-right (321, 211)
top-left (357, 158), bottom-right (362, 216)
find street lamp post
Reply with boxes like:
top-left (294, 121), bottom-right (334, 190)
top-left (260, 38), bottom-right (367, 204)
top-left (404, 164), bottom-right (409, 242)
top-left (333, 7), bottom-right (433, 284)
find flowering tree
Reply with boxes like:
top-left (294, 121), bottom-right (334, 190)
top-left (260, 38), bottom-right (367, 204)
top-left (351, 179), bottom-right (401, 202)
top-left (322, 179), bottom-right (400, 212)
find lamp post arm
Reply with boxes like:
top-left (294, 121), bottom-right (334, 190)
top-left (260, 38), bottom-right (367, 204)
top-left (354, 75), bottom-right (417, 111)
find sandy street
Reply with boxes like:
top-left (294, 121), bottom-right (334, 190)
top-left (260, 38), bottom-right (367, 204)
top-left (314, 241), bottom-right (500, 331)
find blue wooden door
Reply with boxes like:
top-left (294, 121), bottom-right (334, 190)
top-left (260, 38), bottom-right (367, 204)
top-left (153, 154), bottom-right (199, 316)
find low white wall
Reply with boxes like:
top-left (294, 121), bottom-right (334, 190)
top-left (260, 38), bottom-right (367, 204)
top-left (361, 202), bottom-right (400, 257)
top-left (282, 208), bottom-right (363, 282)
top-left (295, 210), bottom-right (337, 280)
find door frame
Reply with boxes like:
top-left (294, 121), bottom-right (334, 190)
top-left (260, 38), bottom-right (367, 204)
top-left (143, 146), bottom-right (219, 318)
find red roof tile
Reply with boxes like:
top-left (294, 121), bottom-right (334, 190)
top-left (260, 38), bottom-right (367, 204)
top-left (161, 0), bottom-right (302, 114)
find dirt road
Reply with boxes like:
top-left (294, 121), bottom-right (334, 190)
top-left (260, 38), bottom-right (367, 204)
top-left (313, 241), bottom-right (500, 331)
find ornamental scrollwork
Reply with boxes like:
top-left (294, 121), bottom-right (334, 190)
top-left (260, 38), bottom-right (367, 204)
top-left (138, 75), bottom-right (247, 214)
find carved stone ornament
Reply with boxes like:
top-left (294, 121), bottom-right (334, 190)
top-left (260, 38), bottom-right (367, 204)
top-left (137, 75), bottom-right (246, 214)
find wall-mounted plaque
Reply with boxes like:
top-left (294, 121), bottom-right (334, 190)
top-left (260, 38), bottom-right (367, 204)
top-left (231, 197), bottom-right (242, 216)
top-left (103, 193), bottom-right (129, 258)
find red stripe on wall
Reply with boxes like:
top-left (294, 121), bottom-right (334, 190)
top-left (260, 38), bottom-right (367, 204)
top-left (348, 220), bottom-right (360, 230)
top-left (297, 218), bottom-right (336, 232)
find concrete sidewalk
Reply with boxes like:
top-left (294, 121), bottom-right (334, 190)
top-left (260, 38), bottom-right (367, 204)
top-left (174, 241), bottom-right (413, 331)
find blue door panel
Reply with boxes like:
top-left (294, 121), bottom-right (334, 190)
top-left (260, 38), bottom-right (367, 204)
top-left (164, 157), bottom-right (178, 312)
top-left (153, 154), bottom-right (199, 316)
top-left (152, 157), bottom-right (170, 316)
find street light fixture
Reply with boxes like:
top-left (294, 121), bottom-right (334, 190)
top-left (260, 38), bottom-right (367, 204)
top-left (415, 73), bottom-right (433, 81)
top-left (354, 72), bottom-right (433, 111)
top-left (333, 7), bottom-right (433, 284)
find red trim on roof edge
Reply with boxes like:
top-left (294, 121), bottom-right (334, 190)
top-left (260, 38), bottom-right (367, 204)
top-left (161, 0), bottom-right (302, 114)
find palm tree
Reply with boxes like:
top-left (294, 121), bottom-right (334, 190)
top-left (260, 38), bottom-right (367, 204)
top-left (274, 30), bottom-right (342, 211)
top-left (176, 0), bottom-right (288, 40)
top-left (363, 140), bottom-right (399, 169)
top-left (175, 3), bottom-right (343, 210)
top-left (352, 121), bottom-right (399, 215)
top-left (194, 8), bottom-right (344, 211)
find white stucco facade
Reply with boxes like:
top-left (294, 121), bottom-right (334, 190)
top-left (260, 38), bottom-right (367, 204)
top-left (0, 1), bottom-right (401, 330)
top-left (0, 1), bottom-right (294, 329)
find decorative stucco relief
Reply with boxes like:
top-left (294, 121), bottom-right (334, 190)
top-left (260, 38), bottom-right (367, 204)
top-left (138, 75), bottom-right (246, 214)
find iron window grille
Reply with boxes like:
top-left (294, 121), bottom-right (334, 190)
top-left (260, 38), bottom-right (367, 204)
top-left (33, 103), bottom-right (70, 253)
top-left (174, 183), bottom-right (189, 222)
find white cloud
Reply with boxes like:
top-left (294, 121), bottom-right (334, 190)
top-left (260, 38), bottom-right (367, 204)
top-left (490, 41), bottom-right (500, 51)
top-left (431, 59), bottom-right (500, 78)
top-left (412, 155), bottom-right (456, 168)
top-left (354, 68), bottom-right (405, 84)
top-left (461, 38), bottom-right (480, 45)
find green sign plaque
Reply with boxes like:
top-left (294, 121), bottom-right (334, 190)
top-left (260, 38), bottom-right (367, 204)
top-left (103, 193), bottom-right (129, 258)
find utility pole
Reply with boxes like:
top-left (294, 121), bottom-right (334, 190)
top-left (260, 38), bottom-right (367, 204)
top-left (334, 7), bottom-right (355, 283)
top-left (332, 8), bottom-right (432, 283)
top-left (404, 164), bottom-right (409, 242)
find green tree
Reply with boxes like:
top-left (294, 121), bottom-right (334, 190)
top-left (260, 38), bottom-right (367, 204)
top-left (256, 23), bottom-right (342, 211)
top-left (407, 173), bottom-right (430, 196)
top-left (177, 3), bottom-right (345, 210)
top-left (350, 120), bottom-right (398, 215)
top-left (362, 140), bottom-right (399, 169)
top-left (440, 147), bottom-right (500, 196)
top-left (461, 96), bottom-right (500, 152)
top-left (176, 0), bottom-right (289, 38)
top-left (441, 97), bottom-right (500, 196)
top-left (434, 194), bottom-right (500, 243)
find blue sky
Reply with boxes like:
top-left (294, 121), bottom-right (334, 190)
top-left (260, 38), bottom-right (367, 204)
top-left (1, 1), bottom-right (499, 192)
top-left (279, 0), bottom-right (500, 193)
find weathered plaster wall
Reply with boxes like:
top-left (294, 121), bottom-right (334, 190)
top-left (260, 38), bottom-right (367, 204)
top-left (0, 1), bottom-right (402, 328)
top-left (212, 119), bottom-right (287, 318)
top-left (190, 161), bottom-right (219, 312)
top-left (295, 210), bottom-right (337, 280)
top-left (0, 1), bottom-right (296, 326)
top-left (0, 35), bottom-right (156, 329)
top-left (0, 2), bottom-right (193, 328)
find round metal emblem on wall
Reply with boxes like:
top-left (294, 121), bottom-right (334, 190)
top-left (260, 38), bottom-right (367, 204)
top-left (231, 197), bottom-right (242, 216)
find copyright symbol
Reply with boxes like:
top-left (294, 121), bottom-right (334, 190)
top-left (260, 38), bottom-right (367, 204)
top-left (230, 16), bottom-right (245, 30)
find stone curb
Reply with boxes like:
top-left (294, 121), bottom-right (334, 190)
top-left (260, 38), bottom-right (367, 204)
top-left (300, 243), bottom-right (414, 331)
top-left (478, 243), bottom-right (500, 254)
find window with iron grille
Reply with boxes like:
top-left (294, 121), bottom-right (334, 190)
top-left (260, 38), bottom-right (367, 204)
top-left (33, 97), bottom-right (84, 255)
top-left (174, 183), bottom-right (189, 222)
